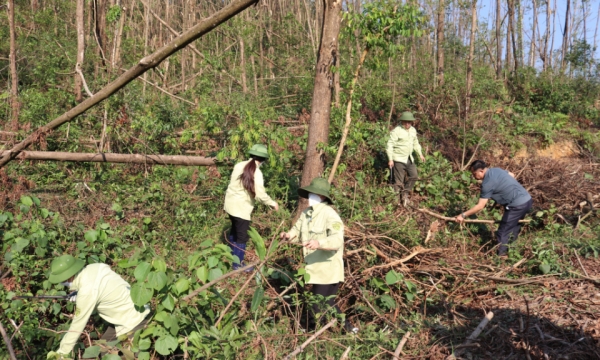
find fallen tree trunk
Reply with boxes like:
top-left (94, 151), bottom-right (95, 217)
top-left (0, 151), bottom-right (216, 166)
top-left (0, 0), bottom-right (259, 169)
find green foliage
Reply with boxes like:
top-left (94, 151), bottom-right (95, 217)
top-left (343, 0), bottom-right (426, 54)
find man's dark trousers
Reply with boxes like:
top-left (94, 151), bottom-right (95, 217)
top-left (392, 158), bottom-right (418, 194)
top-left (496, 198), bottom-right (533, 255)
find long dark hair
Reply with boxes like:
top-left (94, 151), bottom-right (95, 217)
top-left (239, 155), bottom-right (266, 198)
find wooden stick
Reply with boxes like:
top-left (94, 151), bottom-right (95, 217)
top-left (573, 249), bottom-right (589, 277)
top-left (447, 312), bottom-right (494, 360)
top-left (0, 320), bottom-right (18, 360)
top-left (214, 269), bottom-right (255, 327)
top-left (284, 319), bottom-right (337, 360)
top-left (340, 346), bottom-right (351, 360)
top-left (417, 208), bottom-right (530, 224)
top-left (393, 331), bottom-right (410, 359)
top-left (182, 261), bottom-right (260, 302)
top-left (365, 246), bottom-right (435, 273)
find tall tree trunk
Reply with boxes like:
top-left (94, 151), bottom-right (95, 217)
top-left (297, 0), bottom-right (343, 215)
top-left (142, 0), bottom-right (150, 95)
top-left (436, 0), bottom-right (445, 86)
top-left (75, 0), bottom-right (86, 102)
top-left (111, 4), bottom-right (126, 71)
top-left (593, 3), bottom-right (600, 63)
top-left (95, 0), bottom-right (108, 66)
top-left (8, 0), bottom-right (19, 131)
top-left (465, 0), bottom-right (477, 117)
top-left (542, 0), bottom-right (550, 70)
top-left (561, 0), bottom-right (570, 71)
top-left (529, 0), bottom-right (537, 67)
top-left (516, 0), bottom-right (523, 66)
top-left (506, 1), bottom-right (513, 72)
top-left (240, 37), bottom-right (248, 93)
top-left (508, 0), bottom-right (518, 71)
top-left (549, 0), bottom-right (556, 69)
top-left (0, 0), bottom-right (261, 169)
top-left (496, 0), bottom-right (502, 77)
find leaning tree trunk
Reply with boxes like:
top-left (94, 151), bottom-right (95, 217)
top-left (8, 0), bottom-right (19, 131)
top-left (297, 0), bottom-right (343, 215)
top-left (75, 0), bottom-right (85, 102)
top-left (0, 0), bottom-right (260, 169)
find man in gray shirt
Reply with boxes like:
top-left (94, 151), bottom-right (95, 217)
top-left (455, 160), bottom-right (533, 256)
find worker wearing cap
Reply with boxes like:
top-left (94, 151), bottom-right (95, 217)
top-left (280, 177), bottom-right (357, 334)
top-left (224, 144), bottom-right (279, 269)
top-left (386, 111), bottom-right (425, 206)
top-left (46, 255), bottom-right (150, 359)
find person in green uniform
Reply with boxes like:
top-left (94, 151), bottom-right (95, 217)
top-left (280, 178), bottom-right (357, 333)
top-left (224, 144), bottom-right (279, 270)
top-left (386, 111), bottom-right (425, 206)
top-left (46, 255), bottom-right (150, 359)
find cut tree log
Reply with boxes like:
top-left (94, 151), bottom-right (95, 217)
top-left (0, 151), bottom-right (216, 166)
top-left (0, 0), bottom-right (259, 169)
top-left (417, 208), bottom-right (530, 224)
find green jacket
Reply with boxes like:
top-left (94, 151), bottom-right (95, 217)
top-left (288, 203), bottom-right (344, 284)
top-left (57, 264), bottom-right (150, 355)
top-left (224, 160), bottom-right (277, 220)
top-left (386, 126), bottom-right (423, 163)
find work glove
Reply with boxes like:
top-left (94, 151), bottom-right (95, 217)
top-left (66, 291), bottom-right (78, 302)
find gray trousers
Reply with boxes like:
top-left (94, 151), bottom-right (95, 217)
top-left (392, 159), bottom-right (418, 193)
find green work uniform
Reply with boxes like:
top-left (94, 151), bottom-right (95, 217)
top-left (224, 159), bottom-right (277, 221)
top-left (386, 125), bottom-right (423, 164)
top-left (288, 203), bottom-right (344, 284)
top-left (57, 264), bottom-right (150, 355)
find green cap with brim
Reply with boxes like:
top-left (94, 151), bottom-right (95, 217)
top-left (48, 255), bottom-right (85, 284)
top-left (248, 144), bottom-right (269, 159)
top-left (298, 177), bottom-right (333, 203)
top-left (399, 111), bottom-right (416, 121)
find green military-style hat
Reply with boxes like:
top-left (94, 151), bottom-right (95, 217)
top-left (48, 255), bottom-right (85, 284)
top-left (248, 144), bottom-right (269, 159)
top-left (399, 111), bottom-right (416, 121)
top-left (298, 177), bottom-right (333, 203)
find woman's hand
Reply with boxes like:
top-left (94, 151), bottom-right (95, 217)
top-left (303, 240), bottom-right (320, 250)
top-left (280, 232), bottom-right (290, 240)
top-left (273, 202), bottom-right (279, 211)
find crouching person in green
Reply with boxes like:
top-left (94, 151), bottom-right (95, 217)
top-left (280, 178), bottom-right (357, 334)
top-left (46, 255), bottom-right (150, 359)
